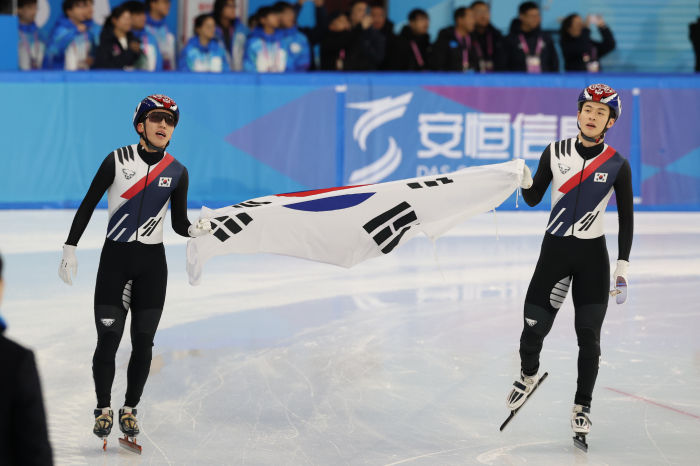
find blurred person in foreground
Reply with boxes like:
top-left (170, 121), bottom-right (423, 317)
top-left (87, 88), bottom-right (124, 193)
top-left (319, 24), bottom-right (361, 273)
top-left (0, 253), bottom-right (54, 466)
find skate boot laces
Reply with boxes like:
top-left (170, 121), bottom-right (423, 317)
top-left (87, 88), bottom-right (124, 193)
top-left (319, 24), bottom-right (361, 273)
top-left (93, 408), bottom-right (113, 437)
top-left (119, 407), bottom-right (140, 436)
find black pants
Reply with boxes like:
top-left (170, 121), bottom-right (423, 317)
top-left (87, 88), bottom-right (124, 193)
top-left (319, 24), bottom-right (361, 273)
top-left (519, 233), bottom-right (609, 407)
top-left (93, 239), bottom-right (167, 408)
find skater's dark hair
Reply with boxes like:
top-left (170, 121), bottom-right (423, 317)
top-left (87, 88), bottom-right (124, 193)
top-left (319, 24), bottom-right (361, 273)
top-left (18, 0), bottom-right (38, 8)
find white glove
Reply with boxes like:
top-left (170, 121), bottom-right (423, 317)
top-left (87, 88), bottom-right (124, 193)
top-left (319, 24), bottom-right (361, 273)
top-left (58, 244), bottom-right (78, 285)
top-left (521, 164), bottom-right (533, 189)
top-left (188, 218), bottom-right (212, 237)
top-left (611, 259), bottom-right (629, 304)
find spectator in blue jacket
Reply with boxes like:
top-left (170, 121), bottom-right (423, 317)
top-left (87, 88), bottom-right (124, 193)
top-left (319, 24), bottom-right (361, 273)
top-left (84, 0), bottom-right (101, 51)
top-left (44, 0), bottom-right (93, 70)
top-left (179, 13), bottom-right (229, 72)
top-left (243, 6), bottom-right (286, 72)
top-left (213, 0), bottom-right (248, 70)
top-left (275, 1), bottom-right (310, 71)
top-left (123, 0), bottom-right (163, 70)
top-left (145, 0), bottom-right (175, 69)
top-left (17, 0), bottom-right (45, 70)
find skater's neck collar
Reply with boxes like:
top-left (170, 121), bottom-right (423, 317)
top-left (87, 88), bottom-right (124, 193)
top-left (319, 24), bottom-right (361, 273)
top-left (137, 144), bottom-right (165, 166)
top-left (575, 136), bottom-right (604, 160)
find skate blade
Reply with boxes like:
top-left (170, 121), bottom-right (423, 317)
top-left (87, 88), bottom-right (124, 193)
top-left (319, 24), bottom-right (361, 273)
top-left (118, 436), bottom-right (142, 454)
top-left (573, 434), bottom-right (588, 452)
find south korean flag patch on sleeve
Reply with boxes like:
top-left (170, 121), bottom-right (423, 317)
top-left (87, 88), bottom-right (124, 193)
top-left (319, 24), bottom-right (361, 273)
top-left (594, 172), bottom-right (608, 183)
top-left (158, 177), bottom-right (172, 187)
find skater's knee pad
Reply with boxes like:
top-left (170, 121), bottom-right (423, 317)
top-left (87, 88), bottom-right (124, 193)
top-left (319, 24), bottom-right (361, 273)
top-left (523, 303), bottom-right (555, 337)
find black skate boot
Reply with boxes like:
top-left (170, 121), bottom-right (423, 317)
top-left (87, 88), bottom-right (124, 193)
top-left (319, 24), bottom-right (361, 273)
top-left (118, 407), bottom-right (142, 454)
top-left (93, 407), bottom-right (113, 450)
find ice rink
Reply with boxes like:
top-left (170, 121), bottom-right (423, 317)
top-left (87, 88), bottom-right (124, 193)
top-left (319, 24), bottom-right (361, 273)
top-left (1, 210), bottom-right (699, 465)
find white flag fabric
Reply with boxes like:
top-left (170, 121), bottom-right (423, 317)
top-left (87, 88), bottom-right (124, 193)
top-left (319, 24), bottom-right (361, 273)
top-left (186, 159), bottom-right (524, 285)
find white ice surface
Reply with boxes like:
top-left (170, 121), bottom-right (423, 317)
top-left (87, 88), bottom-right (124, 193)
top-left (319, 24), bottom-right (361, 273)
top-left (1, 210), bottom-right (699, 465)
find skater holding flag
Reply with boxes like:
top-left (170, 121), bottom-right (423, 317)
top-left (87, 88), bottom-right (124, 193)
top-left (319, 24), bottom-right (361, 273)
top-left (503, 84), bottom-right (634, 451)
top-left (58, 95), bottom-right (211, 452)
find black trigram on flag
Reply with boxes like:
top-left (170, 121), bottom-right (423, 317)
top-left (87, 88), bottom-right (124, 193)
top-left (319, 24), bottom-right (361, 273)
top-left (363, 202), bottom-right (419, 254)
top-left (211, 213), bottom-right (253, 242)
top-left (407, 176), bottom-right (453, 189)
top-left (231, 200), bottom-right (271, 208)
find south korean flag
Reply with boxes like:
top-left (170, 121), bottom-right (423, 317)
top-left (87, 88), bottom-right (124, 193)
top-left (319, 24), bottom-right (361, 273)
top-left (363, 202), bottom-right (419, 254)
top-left (186, 159), bottom-right (526, 285)
top-left (211, 213), bottom-right (253, 242)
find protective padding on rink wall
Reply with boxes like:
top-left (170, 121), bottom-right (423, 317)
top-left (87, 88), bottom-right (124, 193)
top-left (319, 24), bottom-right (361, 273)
top-left (0, 72), bottom-right (699, 211)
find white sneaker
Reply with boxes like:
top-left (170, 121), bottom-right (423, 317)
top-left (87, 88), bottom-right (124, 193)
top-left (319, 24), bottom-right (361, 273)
top-left (571, 404), bottom-right (591, 434)
top-left (506, 371), bottom-right (541, 410)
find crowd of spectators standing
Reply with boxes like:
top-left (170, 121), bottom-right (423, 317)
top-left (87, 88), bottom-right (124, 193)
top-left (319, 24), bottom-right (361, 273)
top-left (17, 0), bottom-right (621, 73)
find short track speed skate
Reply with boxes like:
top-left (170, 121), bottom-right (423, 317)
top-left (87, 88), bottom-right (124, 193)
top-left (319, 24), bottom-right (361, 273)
top-left (500, 372), bottom-right (548, 431)
top-left (572, 404), bottom-right (591, 452)
top-left (118, 407), bottom-right (142, 454)
top-left (93, 408), bottom-right (113, 451)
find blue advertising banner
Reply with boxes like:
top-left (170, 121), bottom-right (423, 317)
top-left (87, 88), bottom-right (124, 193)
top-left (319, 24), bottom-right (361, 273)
top-left (342, 85), bottom-right (633, 211)
top-left (0, 72), bottom-right (698, 211)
